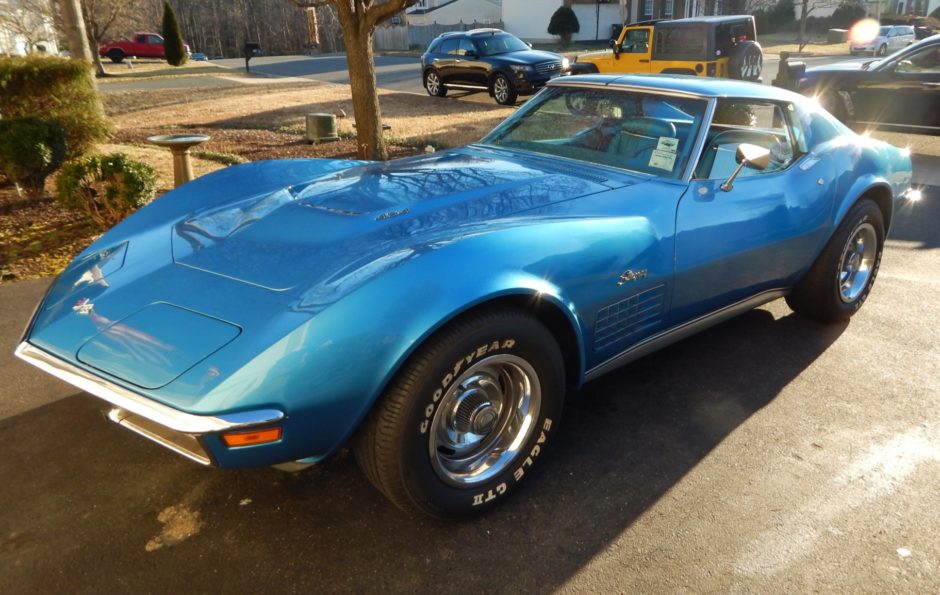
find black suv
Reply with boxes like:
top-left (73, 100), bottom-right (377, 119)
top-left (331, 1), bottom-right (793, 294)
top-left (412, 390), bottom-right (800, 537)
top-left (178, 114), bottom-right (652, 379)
top-left (420, 29), bottom-right (568, 105)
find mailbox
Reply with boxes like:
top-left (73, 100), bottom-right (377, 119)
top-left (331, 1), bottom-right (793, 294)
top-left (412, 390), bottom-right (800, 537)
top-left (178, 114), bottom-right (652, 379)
top-left (244, 42), bottom-right (262, 72)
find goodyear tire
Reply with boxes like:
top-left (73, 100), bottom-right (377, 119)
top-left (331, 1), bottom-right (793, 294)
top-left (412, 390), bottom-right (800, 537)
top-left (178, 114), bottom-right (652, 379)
top-left (107, 49), bottom-right (125, 64)
top-left (424, 69), bottom-right (447, 97)
top-left (354, 308), bottom-right (565, 518)
top-left (729, 41), bottom-right (763, 81)
top-left (786, 199), bottom-right (885, 322)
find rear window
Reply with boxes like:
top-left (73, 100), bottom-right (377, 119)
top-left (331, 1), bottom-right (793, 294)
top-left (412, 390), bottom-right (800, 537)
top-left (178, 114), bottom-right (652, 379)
top-left (653, 24), bottom-right (709, 60)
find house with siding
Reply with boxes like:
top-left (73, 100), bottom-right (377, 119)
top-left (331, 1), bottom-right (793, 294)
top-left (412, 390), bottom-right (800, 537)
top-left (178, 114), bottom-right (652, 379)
top-left (502, 0), bottom-right (733, 43)
top-left (0, 0), bottom-right (59, 56)
top-left (406, 0), bottom-right (503, 26)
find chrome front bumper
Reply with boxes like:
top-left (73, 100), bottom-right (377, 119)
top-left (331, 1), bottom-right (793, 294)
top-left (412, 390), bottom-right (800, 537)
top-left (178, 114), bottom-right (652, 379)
top-left (14, 342), bottom-right (284, 465)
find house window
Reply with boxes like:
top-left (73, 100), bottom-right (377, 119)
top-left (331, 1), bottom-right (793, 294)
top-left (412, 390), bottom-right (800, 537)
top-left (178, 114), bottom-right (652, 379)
top-left (664, 0), bottom-right (674, 16)
top-left (644, 0), bottom-right (654, 17)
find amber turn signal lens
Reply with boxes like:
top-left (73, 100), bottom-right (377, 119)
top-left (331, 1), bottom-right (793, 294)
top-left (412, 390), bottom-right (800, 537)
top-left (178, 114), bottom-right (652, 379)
top-left (222, 427), bottom-right (282, 447)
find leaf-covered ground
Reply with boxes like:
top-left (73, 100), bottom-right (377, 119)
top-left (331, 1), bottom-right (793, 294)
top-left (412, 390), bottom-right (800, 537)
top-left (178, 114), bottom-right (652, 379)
top-left (1, 79), bottom-right (510, 283)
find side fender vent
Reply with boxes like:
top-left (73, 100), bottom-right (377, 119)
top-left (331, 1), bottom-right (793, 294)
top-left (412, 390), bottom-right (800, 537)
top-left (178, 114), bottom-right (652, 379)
top-left (594, 285), bottom-right (665, 352)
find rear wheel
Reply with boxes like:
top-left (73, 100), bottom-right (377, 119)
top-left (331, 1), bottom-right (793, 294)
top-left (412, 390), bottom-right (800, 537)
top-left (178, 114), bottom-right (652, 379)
top-left (786, 199), bottom-right (885, 322)
top-left (353, 308), bottom-right (565, 518)
top-left (492, 73), bottom-right (518, 105)
top-left (107, 49), bottom-right (125, 64)
top-left (424, 69), bottom-right (447, 97)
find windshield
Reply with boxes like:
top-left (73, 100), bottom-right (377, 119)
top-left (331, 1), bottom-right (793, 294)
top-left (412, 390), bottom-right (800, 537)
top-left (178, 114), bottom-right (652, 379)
top-left (870, 40), bottom-right (927, 70)
top-left (480, 86), bottom-right (708, 179)
top-left (476, 33), bottom-right (530, 56)
top-left (879, 26), bottom-right (890, 36)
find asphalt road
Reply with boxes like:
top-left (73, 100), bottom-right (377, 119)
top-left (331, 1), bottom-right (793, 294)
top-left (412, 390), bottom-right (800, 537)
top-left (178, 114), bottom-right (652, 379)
top-left (98, 53), bottom-right (858, 100)
top-left (1, 159), bottom-right (938, 591)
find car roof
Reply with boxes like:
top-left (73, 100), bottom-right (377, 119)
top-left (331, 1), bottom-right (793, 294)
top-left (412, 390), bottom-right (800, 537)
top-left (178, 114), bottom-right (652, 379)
top-left (435, 28), bottom-right (506, 40)
top-left (661, 15), bottom-right (754, 25)
top-left (552, 73), bottom-right (805, 102)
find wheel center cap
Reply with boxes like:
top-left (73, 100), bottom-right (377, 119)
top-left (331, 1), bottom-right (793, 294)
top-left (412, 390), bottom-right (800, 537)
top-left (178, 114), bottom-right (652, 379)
top-left (470, 404), bottom-right (499, 434)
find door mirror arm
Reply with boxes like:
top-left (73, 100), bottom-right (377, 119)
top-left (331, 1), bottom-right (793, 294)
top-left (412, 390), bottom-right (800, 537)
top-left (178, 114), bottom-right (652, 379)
top-left (721, 143), bottom-right (771, 192)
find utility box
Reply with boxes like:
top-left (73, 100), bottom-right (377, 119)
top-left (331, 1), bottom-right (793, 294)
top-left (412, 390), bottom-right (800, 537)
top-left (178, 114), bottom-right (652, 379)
top-left (305, 113), bottom-right (339, 143)
top-left (827, 29), bottom-right (848, 44)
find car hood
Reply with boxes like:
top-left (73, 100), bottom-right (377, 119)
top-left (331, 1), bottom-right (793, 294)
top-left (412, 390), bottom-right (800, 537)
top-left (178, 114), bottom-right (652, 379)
top-left (576, 49), bottom-right (613, 61)
top-left (494, 50), bottom-right (563, 65)
top-left (807, 60), bottom-right (868, 73)
top-left (170, 147), bottom-right (614, 292)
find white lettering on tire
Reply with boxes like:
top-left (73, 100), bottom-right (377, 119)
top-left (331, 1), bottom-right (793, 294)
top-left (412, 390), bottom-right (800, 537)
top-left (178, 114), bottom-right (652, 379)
top-left (418, 338), bottom-right (517, 434)
top-left (473, 417), bottom-right (554, 506)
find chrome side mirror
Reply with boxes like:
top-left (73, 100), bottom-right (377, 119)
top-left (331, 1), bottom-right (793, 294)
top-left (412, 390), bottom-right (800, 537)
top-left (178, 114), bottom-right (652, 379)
top-left (720, 143), bottom-right (771, 192)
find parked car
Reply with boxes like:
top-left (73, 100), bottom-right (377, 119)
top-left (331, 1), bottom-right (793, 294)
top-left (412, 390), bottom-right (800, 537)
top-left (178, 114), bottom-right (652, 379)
top-left (849, 24), bottom-right (915, 56)
top-left (99, 32), bottom-right (191, 63)
top-left (191, 52), bottom-right (208, 61)
top-left (569, 16), bottom-right (763, 82)
top-left (17, 75), bottom-right (914, 519)
top-left (420, 28), bottom-right (568, 105)
top-left (795, 33), bottom-right (940, 135)
top-left (914, 25), bottom-right (935, 40)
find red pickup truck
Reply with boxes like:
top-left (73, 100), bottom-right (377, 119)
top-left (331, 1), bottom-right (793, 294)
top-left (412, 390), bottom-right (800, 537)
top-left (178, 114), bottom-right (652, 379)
top-left (99, 32), bottom-right (190, 63)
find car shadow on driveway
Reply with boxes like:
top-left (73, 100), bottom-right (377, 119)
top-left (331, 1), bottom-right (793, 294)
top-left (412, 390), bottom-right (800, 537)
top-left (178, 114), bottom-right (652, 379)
top-left (886, 183), bottom-right (939, 250)
top-left (0, 308), bottom-right (847, 592)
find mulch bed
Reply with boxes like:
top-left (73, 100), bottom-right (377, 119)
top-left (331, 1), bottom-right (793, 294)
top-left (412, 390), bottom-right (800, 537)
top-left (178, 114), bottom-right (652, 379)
top-left (0, 133), bottom-right (421, 283)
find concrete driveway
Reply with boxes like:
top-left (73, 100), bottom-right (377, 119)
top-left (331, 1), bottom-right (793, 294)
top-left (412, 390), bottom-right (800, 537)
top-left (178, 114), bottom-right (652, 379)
top-left (1, 159), bottom-right (938, 592)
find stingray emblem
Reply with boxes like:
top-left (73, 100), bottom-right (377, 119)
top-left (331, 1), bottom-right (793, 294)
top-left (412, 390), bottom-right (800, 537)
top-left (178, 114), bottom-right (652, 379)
top-left (72, 298), bottom-right (94, 315)
top-left (617, 269), bottom-right (648, 285)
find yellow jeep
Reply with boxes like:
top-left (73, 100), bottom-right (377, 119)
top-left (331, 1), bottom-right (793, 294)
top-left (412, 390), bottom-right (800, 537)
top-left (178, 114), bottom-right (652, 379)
top-left (569, 16), bottom-right (762, 82)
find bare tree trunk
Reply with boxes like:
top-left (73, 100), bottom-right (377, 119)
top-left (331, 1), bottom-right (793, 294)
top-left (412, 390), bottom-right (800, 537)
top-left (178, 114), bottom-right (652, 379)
top-left (59, 0), bottom-right (94, 62)
top-left (798, 0), bottom-right (809, 52)
top-left (345, 24), bottom-right (386, 160)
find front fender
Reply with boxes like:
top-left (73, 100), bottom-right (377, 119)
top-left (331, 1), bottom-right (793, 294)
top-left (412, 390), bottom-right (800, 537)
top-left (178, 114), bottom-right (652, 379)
top-left (201, 222), bottom-right (596, 466)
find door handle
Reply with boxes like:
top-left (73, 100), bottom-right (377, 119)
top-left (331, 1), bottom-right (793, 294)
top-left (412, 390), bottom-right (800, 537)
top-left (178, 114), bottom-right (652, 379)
top-left (639, 59), bottom-right (650, 63)
top-left (921, 82), bottom-right (940, 87)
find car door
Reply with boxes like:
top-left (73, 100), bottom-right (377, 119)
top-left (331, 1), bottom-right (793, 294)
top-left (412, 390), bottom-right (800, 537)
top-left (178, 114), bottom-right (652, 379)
top-left (614, 26), bottom-right (653, 73)
top-left (851, 42), bottom-right (940, 133)
top-left (457, 38), bottom-right (488, 86)
top-left (434, 38), bottom-right (458, 84)
top-left (672, 99), bottom-right (835, 323)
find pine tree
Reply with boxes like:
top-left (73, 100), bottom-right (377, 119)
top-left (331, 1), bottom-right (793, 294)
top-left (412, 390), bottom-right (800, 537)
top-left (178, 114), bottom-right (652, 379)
top-left (162, 1), bottom-right (188, 66)
top-left (548, 6), bottom-right (580, 47)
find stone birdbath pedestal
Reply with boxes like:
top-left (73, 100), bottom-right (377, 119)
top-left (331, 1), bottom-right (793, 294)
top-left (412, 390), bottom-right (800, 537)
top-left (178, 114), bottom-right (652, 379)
top-left (146, 134), bottom-right (210, 188)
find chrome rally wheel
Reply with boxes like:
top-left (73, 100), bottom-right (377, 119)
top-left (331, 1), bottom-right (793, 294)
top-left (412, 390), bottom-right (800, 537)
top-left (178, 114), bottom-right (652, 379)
top-left (429, 354), bottom-right (541, 487)
top-left (353, 308), bottom-right (564, 518)
top-left (838, 222), bottom-right (878, 303)
top-left (786, 199), bottom-right (884, 322)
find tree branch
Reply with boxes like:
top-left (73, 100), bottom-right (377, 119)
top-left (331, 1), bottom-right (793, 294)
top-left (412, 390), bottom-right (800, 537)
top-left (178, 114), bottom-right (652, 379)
top-left (366, 0), bottom-right (418, 29)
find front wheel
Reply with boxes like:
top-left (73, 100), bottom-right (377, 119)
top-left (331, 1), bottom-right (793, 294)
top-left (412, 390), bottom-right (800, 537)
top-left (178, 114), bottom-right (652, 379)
top-left (819, 91), bottom-right (847, 122)
top-left (424, 69), bottom-right (446, 97)
top-left (492, 73), bottom-right (518, 105)
top-left (353, 308), bottom-right (565, 518)
top-left (877, 44), bottom-right (888, 56)
top-left (786, 198), bottom-right (885, 322)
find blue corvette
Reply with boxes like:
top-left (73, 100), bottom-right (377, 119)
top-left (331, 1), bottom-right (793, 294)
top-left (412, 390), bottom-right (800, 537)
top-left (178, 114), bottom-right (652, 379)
top-left (17, 75), bottom-right (914, 518)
